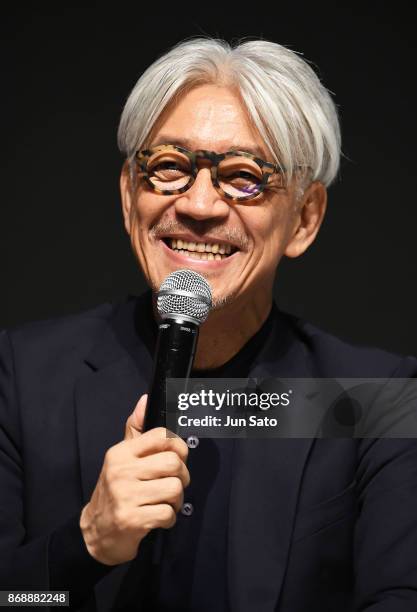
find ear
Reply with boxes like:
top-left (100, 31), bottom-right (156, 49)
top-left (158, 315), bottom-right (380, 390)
top-left (119, 161), bottom-right (134, 235)
top-left (284, 181), bottom-right (327, 259)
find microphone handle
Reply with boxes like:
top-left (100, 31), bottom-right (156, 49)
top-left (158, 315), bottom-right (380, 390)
top-left (143, 318), bottom-right (199, 432)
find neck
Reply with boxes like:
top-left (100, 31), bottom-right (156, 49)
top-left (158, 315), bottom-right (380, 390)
top-left (193, 293), bottom-right (273, 370)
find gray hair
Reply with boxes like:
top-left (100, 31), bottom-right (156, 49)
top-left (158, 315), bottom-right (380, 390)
top-left (117, 37), bottom-right (341, 188)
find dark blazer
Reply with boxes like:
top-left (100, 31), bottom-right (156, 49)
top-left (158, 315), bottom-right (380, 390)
top-left (1, 292), bottom-right (417, 612)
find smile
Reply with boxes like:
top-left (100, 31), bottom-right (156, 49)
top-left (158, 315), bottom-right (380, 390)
top-left (162, 238), bottom-right (237, 261)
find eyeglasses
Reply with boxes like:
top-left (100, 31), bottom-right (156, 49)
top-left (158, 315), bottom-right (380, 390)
top-left (134, 144), bottom-right (286, 202)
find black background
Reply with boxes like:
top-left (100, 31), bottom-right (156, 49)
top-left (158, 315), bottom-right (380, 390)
top-left (2, 4), bottom-right (416, 355)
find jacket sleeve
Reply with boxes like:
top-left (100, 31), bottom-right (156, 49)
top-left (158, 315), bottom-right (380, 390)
top-left (354, 357), bottom-right (417, 611)
top-left (0, 330), bottom-right (113, 608)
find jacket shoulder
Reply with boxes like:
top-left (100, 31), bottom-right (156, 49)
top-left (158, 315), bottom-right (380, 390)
top-left (282, 311), bottom-right (417, 377)
top-left (1, 300), bottom-right (120, 367)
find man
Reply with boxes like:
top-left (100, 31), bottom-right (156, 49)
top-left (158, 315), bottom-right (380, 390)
top-left (1, 37), bottom-right (417, 612)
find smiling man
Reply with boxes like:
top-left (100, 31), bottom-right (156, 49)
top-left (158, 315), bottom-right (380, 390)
top-left (1, 38), bottom-right (417, 612)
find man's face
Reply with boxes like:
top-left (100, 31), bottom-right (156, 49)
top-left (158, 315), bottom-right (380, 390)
top-left (120, 84), bottom-right (319, 310)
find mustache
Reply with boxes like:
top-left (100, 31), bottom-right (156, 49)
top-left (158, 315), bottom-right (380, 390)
top-left (149, 218), bottom-right (250, 251)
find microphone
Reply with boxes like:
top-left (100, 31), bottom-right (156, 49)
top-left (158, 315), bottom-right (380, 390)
top-left (143, 269), bottom-right (212, 432)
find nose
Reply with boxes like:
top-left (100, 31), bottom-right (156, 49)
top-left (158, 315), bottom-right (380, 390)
top-left (173, 167), bottom-right (230, 222)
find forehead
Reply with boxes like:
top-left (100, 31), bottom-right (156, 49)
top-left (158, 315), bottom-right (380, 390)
top-left (150, 84), bottom-right (270, 159)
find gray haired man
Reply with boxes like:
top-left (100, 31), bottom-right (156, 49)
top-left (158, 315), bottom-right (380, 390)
top-left (1, 38), bottom-right (416, 612)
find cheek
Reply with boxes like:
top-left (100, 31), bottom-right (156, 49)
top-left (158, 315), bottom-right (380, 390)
top-left (133, 196), bottom-right (152, 227)
top-left (132, 191), bottom-right (170, 233)
top-left (245, 205), bottom-right (288, 260)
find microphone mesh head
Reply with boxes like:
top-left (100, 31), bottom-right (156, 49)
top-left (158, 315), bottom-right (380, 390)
top-left (157, 269), bottom-right (212, 325)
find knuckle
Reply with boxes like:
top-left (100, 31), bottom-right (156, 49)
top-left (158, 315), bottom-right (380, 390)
top-left (178, 438), bottom-right (189, 458)
top-left (167, 477), bottom-right (183, 498)
top-left (113, 507), bottom-right (131, 531)
top-left (105, 464), bottom-right (122, 485)
top-left (165, 451), bottom-right (181, 472)
top-left (160, 432), bottom-right (178, 452)
top-left (169, 437), bottom-right (189, 461)
top-left (161, 437), bottom-right (173, 452)
top-left (160, 504), bottom-right (176, 525)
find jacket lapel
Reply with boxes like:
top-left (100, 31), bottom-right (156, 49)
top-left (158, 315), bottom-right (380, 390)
top-left (75, 348), bottom-right (149, 505)
top-left (74, 296), bottom-right (155, 612)
top-left (228, 308), bottom-right (315, 612)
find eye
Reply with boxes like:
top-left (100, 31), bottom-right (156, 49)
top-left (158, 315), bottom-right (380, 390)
top-left (229, 171), bottom-right (260, 182)
top-left (150, 161), bottom-right (189, 180)
top-left (220, 170), bottom-right (262, 187)
top-left (218, 157), bottom-right (263, 185)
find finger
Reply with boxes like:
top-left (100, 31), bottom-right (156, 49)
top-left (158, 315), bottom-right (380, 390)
top-left (125, 427), bottom-right (189, 463)
top-left (134, 451), bottom-right (191, 488)
top-left (135, 477), bottom-right (184, 513)
top-left (124, 394), bottom-right (148, 440)
top-left (136, 504), bottom-right (177, 531)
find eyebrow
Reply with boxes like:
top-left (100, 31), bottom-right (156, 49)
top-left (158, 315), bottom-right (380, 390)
top-left (148, 135), bottom-right (270, 161)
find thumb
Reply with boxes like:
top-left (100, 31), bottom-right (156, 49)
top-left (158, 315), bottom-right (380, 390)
top-left (124, 394), bottom-right (148, 440)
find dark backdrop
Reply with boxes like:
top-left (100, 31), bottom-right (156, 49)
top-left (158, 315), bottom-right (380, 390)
top-left (2, 4), bottom-right (416, 356)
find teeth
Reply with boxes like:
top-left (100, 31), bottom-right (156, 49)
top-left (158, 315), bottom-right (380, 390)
top-left (168, 238), bottom-right (235, 259)
top-left (174, 250), bottom-right (227, 261)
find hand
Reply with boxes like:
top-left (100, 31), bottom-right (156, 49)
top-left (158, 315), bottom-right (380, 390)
top-left (79, 394), bottom-right (190, 565)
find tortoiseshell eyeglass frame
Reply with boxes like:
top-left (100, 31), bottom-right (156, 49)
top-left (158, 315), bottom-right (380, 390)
top-left (134, 144), bottom-right (285, 202)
